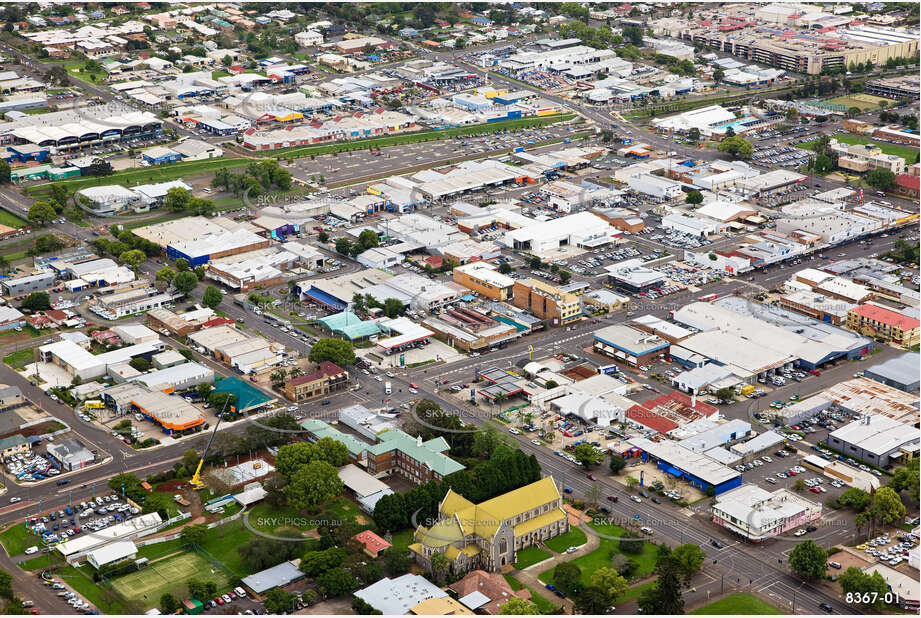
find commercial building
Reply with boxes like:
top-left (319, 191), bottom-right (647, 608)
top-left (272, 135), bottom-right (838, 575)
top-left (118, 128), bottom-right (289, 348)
top-left (453, 262), bottom-right (515, 301)
top-left (422, 310), bottom-right (518, 352)
top-left (132, 362), bottom-right (213, 393)
top-left (131, 389), bottom-right (205, 434)
top-left (146, 307), bottom-right (224, 337)
top-left (662, 213), bottom-right (723, 237)
top-left (205, 247), bottom-right (297, 291)
top-left (511, 279), bottom-right (581, 326)
top-left (593, 324), bottom-right (669, 367)
top-left (56, 513), bottom-right (163, 562)
top-left (89, 285), bottom-right (179, 320)
top-left (47, 438), bottom-right (95, 471)
top-left (86, 541), bottom-right (138, 570)
top-left (1, 271), bottom-right (55, 296)
top-left (604, 258), bottom-right (667, 293)
top-left (38, 337), bottom-right (164, 381)
top-left (282, 361), bottom-right (348, 401)
top-left (864, 353), bottom-right (919, 392)
top-left (847, 304), bottom-right (919, 347)
top-left (627, 173), bottom-right (683, 200)
top-left (827, 415), bottom-right (918, 468)
top-left (502, 212), bottom-right (616, 257)
top-left (409, 477), bottom-right (568, 573)
top-left (711, 484), bottom-right (822, 542)
top-left (627, 436), bottom-right (741, 494)
top-left (240, 561), bottom-right (305, 596)
top-left (625, 391), bottom-right (719, 436)
top-left (864, 75), bottom-right (920, 100)
top-left (821, 378), bottom-right (918, 425)
top-left (779, 290), bottom-right (855, 325)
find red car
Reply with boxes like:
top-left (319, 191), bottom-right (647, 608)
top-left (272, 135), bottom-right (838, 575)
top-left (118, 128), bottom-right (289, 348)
top-left (409, 383), bottom-right (418, 389)
top-left (788, 470), bottom-right (798, 476)
top-left (587, 474), bottom-right (597, 481)
top-left (810, 487), bottom-right (821, 493)
top-left (215, 597), bottom-right (224, 606)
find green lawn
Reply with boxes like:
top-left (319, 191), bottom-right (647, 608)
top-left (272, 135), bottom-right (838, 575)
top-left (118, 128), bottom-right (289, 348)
top-left (3, 348), bottom-right (35, 370)
top-left (797, 132), bottom-right (918, 165)
top-left (539, 523), bottom-right (658, 588)
top-left (615, 579), bottom-right (656, 605)
top-left (59, 565), bottom-right (139, 615)
top-left (193, 519), bottom-right (257, 577)
top-left (0, 524), bottom-right (42, 557)
top-left (502, 575), bottom-right (560, 614)
top-left (543, 527), bottom-right (587, 553)
top-left (690, 592), bottom-right (785, 615)
top-left (514, 546), bottom-right (552, 569)
top-left (0, 210), bottom-right (27, 228)
top-left (254, 114), bottom-right (575, 160)
top-left (19, 552), bottom-right (63, 571)
top-left (390, 528), bottom-right (414, 554)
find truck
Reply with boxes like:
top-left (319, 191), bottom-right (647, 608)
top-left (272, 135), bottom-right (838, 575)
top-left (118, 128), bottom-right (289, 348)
top-left (173, 494), bottom-right (191, 507)
top-left (513, 146), bottom-right (525, 153)
top-left (84, 400), bottom-right (105, 409)
top-left (385, 382), bottom-right (392, 395)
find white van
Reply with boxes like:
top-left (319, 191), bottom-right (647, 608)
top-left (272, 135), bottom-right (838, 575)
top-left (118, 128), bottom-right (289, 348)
top-left (24, 546), bottom-right (38, 555)
top-left (385, 382), bottom-right (392, 395)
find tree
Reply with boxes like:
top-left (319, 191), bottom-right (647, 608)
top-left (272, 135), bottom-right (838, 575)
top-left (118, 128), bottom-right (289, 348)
top-left (865, 168), bottom-right (896, 191)
top-left (317, 567), bottom-right (359, 597)
top-left (573, 444), bottom-right (603, 469)
top-left (165, 187), bottom-right (192, 212)
top-left (559, 270), bottom-right (571, 284)
top-left (590, 567), bottom-right (628, 605)
top-left (528, 256), bottom-right (542, 269)
top-left (175, 258), bottom-right (190, 272)
top-left (887, 459), bottom-right (920, 501)
top-left (119, 249), bottom-right (146, 270)
top-left (202, 286), bottom-right (223, 310)
top-left (0, 570), bottom-right (12, 600)
top-left (793, 478), bottom-right (806, 492)
top-left (180, 523), bottom-right (208, 546)
top-left (788, 540), bottom-right (827, 580)
top-left (609, 455), bottom-right (627, 475)
top-left (869, 486), bottom-right (905, 528)
top-left (622, 25), bottom-right (643, 46)
top-left (20, 292), bottom-right (50, 311)
top-left (638, 555), bottom-right (684, 615)
top-left (159, 593), bottom-right (180, 614)
top-left (263, 589), bottom-right (296, 614)
top-left (429, 551), bottom-right (450, 583)
top-left (308, 338), bottom-right (355, 367)
top-left (554, 561), bottom-right (582, 594)
top-left (669, 544), bottom-right (706, 585)
top-left (275, 442), bottom-right (316, 480)
top-left (687, 127), bottom-right (701, 143)
top-left (358, 229), bottom-right (379, 250)
top-left (717, 136), bottom-right (753, 159)
top-left (129, 357), bottom-right (151, 372)
top-left (472, 425), bottom-right (502, 459)
top-left (382, 546), bottom-right (411, 576)
top-left (619, 531), bottom-right (644, 555)
top-left (85, 159), bottom-right (113, 176)
top-left (27, 202), bottom-right (56, 225)
top-left (498, 262), bottom-right (513, 274)
top-left (300, 547), bottom-right (347, 576)
top-left (155, 266), bottom-right (176, 283)
top-left (335, 238), bottom-right (351, 255)
top-left (173, 271), bottom-right (199, 295)
top-left (0, 160), bottom-right (9, 184)
top-left (812, 153), bottom-right (833, 174)
top-left (685, 190), bottom-right (703, 204)
top-left (352, 597), bottom-right (382, 615)
top-left (284, 460), bottom-right (343, 511)
top-left (838, 567), bottom-right (889, 608)
top-left (713, 67), bottom-right (725, 83)
top-left (383, 297), bottom-right (404, 318)
top-left (500, 597), bottom-right (541, 614)
top-left (838, 487), bottom-right (872, 512)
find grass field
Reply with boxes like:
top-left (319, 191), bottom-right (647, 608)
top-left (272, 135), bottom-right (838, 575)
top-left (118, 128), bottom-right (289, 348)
top-left (690, 592), bottom-right (784, 614)
top-left (3, 348), bottom-right (35, 369)
top-left (544, 527), bottom-right (587, 553)
top-left (539, 522), bottom-right (659, 588)
top-left (502, 575), bottom-right (561, 614)
top-left (0, 524), bottom-right (42, 557)
top-left (826, 93), bottom-right (893, 111)
top-left (0, 210), bottom-right (27, 228)
top-left (60, 564), bottom-right (139, 614)
top-left (109, 551), bottom-right (230, 602)
top-left (20, 552), bottom-right (63, 571)
top-left (797, 132), bottom-right (918, 165)
top-left (514, 546), bottom-right (552, 569)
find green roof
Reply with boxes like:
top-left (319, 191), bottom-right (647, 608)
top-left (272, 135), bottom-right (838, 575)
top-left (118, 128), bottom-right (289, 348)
top-left (213, 377), bottom-right (275, 413)
top-left (367, 430), bottom-right (465, 477)
top-left (318, 312), bottom-right (381, 340)
top-left (300, 419), bottom-right (369, 456)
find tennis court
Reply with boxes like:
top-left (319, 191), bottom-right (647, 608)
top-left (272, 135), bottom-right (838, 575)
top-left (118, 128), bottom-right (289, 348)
top-left (109, 551), bottom-right (230, 602)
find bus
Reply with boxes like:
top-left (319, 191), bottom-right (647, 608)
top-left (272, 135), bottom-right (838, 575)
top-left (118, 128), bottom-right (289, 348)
top-left (698, 294), bottom-right (718, 302)
top-left (84, 400), bottom-right (105, 409)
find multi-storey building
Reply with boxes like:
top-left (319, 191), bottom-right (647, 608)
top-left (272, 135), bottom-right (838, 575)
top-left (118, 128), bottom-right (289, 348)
top-left (847, 304), bottom-right (920, 347)
top-left (365, 430), bottom-right (465, 484)
top-left (712, 484), bottom-right (822, 542)
top-left (512, 279), bottom-right (581, 325)
top-left (453, 262), bottom-right (515, 301)
top-left (283, 361), bottom-right (348, 401)
top-left (830, 140), bottom-right (906, 175)
top-left (409, 477), bottom-right (569, 572)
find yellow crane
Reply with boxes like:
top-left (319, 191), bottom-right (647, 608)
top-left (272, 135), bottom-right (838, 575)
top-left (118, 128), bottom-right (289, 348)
top-left (189, 398), bottom-right (229, 490)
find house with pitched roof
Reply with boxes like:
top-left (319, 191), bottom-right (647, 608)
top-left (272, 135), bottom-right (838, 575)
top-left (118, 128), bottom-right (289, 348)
top-left (409, 477), bottom-right (568, 572)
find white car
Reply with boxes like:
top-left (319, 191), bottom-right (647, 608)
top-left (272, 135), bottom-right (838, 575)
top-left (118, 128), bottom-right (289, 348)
top-left (531, 439), bottom-right (541, 446)
top-left (409, 388), bottom-right (418, 394)
top-left (509, 428), bottom-right (521, 435)
top-left (794, 529), bottom-right (807, 536)
top-left (9, 497), bottom-right (20, 503)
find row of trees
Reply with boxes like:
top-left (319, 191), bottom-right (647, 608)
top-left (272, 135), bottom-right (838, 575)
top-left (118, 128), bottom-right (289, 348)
top-left (335, 228), bottom-right (380, 258)
top-left (211, 160), bottom-right (292, 197)
top-left (163, 187), bottom-right (217, 216)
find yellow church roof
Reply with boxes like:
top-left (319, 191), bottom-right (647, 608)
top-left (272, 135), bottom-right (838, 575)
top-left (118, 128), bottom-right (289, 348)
top-left (513, 508), bottom-right (567, 537)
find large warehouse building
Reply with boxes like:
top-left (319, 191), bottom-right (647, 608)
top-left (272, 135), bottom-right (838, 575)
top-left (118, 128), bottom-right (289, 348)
top-left (626, 436), bottom-right (742, 495)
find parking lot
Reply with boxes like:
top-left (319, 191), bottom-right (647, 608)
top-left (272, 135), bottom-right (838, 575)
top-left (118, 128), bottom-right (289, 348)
top-left (25, 494), bottom-right (141, 552)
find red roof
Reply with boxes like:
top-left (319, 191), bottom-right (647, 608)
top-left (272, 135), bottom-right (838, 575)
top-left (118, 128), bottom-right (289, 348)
top-left (626, 405), bottom-right (679, 434)
top-left (353, 530), bottom-right (391, 555)
top-left (202, 317), bottom-right (235, 328)
top-left (896, 174), bottom-right (920, 191)
top-left (45, 310), bottom-right (68, 322)
top-left (852, 304), bottom-right (920, 330)
top-left (290, 361), bottom-right (346, 386)
top-left (424, 255), bottom-right (443, 268)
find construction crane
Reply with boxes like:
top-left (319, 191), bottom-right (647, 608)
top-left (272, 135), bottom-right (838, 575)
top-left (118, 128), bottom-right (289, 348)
top-left (189, 398), bottom-right (230, 490)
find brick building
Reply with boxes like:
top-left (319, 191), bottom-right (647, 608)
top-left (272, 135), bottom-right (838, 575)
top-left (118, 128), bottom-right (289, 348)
top-left (512, 279), bottom-right (581, 326)
top-left (283, 361), bottom-right (348, 401)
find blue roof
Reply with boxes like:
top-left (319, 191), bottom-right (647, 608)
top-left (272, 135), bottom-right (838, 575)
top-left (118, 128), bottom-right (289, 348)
top-left (213, 377), bottom-right (274, 413)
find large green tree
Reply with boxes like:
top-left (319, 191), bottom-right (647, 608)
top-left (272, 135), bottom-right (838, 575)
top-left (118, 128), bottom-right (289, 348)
top-left (500, 597), bottom-right (541, 614)
top-left (284, 460), bottom-right (343, 511)
top-left (202, 285), bottom-right (223, 309)
top-left (173, 270), bottom-right (199, 295)
top-left (865, 168), bottom-right (896, 191)
top-left (573, 443), bottom-right (604, 469)
top-left (669, 544), bottom-right (706, 585)
top-left (308, 338), bottom-right (356, 367)
top-left (838, 567), bottom-right (889, 608)
top-left (788, 540), bottom-right (828, 580)
top-left (554, 561), bottom-right (582, 594)
top-left (717, 136), bottom-right (753, 159)
top-left (638, 554), bottom-right (685, 615)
